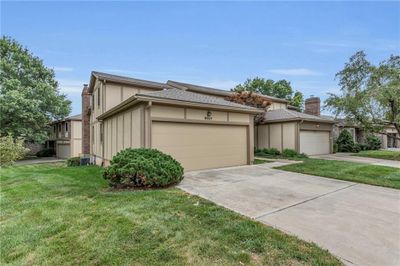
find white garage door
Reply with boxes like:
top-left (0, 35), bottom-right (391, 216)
top-left (300, 131), bottom-right (330, 155)
top-left (152, 122), bottom-right (248, 171)
top-left (57, 144), bottom-right (70, 159)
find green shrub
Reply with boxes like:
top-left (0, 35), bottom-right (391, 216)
top-left (282, 149), bottom-right (299, 157)
top-left (262, 148), bottom-right (281, 156)
top-left (0, 136), bottom-right (29, 166)
top-left (358, 143), bottom-right (369, 151)
top-left (333, 143), bottom-right (338, 153)
top-left (366, 135), bottom-right (381, 150)
top-left (67, 157), bottom-right (80, 167)
top-left (282, 149), bottom-right (308, 158)
top-left (352, 143), bottom-right (361, 153)
top-left (103, 148), bottom-right (184, 188)
top-left (36, 148), bottom-right (55, 157)
top-left (336, 129), bottom-right (357, 152)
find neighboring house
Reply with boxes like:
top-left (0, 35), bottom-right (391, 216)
top-left (255, 97), bottom-right (336, 155)
top-left (81, 71), bottom-right (334, 171)
top-left (46, 114), bottom-right (82, 159)
top-left (333, 119), bottom-right (399, 149)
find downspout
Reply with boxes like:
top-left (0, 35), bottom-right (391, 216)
top-left (145, 101), bottom-right (152, 148)
top-left (298, 120), bottom-right (304, 153)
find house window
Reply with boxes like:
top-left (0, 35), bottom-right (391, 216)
top-left (65, 123), bottom-right (68, 132)
top-left (97, 87), bottom-right (101, 107)
top-left (90, 94), bottom-right (94, 108)
top-left (58, 124), bottom-right (61, 132)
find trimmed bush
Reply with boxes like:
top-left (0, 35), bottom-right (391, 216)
top-left (336, 129), bottom-right (358, 152)
top-left (0, 136), bottom-right (29, 166)
top-left (282, 149), bottom-right (298, 157)
top-left (333, 143), bottom-right (338, 153)
top-left (67, 157), bottom-right (80, 167)
top-left (36, 148), bottom-right (55, 157)
top-left (366, 135), bottom-right (381, 150)
top-left (103, 148), bottom-right (184, 188)
top-left (262, 148), bottom-right (281, 156)
top-left (282, 149), bottom-right (308, 158)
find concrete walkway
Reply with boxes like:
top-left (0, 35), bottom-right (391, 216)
top-left (15, 157), bottom-right (65, 165)
top-left (311, 153), bottom-right (400, 168)
top-left (179, 163), bottom-right (400, 266)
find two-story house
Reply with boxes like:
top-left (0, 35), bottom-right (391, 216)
top-left (47, 114), bottom-right (82, 158)
top-left (81, 71), bottom-right (334, 171)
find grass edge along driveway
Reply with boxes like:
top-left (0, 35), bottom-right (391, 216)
top-left (352, 150), bottom-right (400, 161)
top-left (0, 163), bottom-right (341, 265)
top-left (276, 159), bottom-right (400, 189)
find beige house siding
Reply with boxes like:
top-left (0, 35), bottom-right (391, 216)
top-left (269, 124), bottom-right (282, 150)
top-left (256, 122), bottom-right (302, 152)
top-left (97, 102), bottom-right (254, 170)
top-left (102, 105), bottom-right (143, 161)
top-left (282, 123), bottom-right (296, 150)
top-left (49, 119), bottom-right (82, 158)
top-left (269, 102), bottom-right (287, 110)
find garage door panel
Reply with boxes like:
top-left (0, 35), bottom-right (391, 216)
top-left (152, 122), bottom-right (248, 171)
top-left (57, 144), bottom-right (70, 159)
top-left (300, 131), bottom-right (330, 155)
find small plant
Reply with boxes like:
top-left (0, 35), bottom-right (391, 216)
top-left (36, 148), bottom-right (55, 157)
top-left (67, 157), bottom-right (80, 167)
top-left (262, 148), bottom-right (281, 156)
top-left (282, 149), bottom-right (298, 157)
top-left (333, 143), bottom-right (338, 153)
top-left (336, 129), bottom-right (357, 152)
top-left (282, 149), bottom-right (308, 158)
top-left (103, 148), bottom-right (184, 188)
top-left (0, 136), bottom-right (29, 166)
top-left (366, 135), bottom-right (381, 150)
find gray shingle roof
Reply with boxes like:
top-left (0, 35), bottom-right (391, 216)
top-left (67, 114), bottom-right (82, 120)
top-left (167, 80), bottom-right (232, 97)
top-left (90, 71), bottom-right (166, 92)
top-left (137, 88), bottom-right (260, 111)
top-left (262, 109), bottom-right (336, 123)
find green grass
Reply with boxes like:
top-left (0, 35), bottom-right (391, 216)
top-left (252, 159), bottom-right (273, 164)
top-left (255, 153), bottom-right (307, 161)
top-left (353, 150), bottom-right (400, 161)
top-left (276, 159), bottom-right (400, 189)
top-left (0, 163), bottom-right (341, 265)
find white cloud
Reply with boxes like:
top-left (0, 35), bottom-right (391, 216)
top-left (268, 68), bottom-right (321, 76)
top-left (52, 67), bottom-right (74, 72)
top-left (57, 79), bottom-right (86, 94)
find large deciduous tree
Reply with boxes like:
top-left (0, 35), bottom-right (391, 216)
top-left (232, 77), bottom-right (304, 110)
top-left (0, 36), bottom-right (71, 143)
top-left (325, 51), bottom-right (400, 137)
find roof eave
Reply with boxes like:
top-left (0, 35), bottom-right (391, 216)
top-left (135, 95), bottom-right (264, 114)
top-left (260, 118), bottom-right (336, 124)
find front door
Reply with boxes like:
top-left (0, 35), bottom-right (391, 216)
top-left (387, 134), bottom-right (397, 148)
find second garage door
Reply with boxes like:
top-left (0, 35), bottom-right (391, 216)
top-left (300, 131), bottom-right (330, 155)
top-left (57, 144), bottom-right (71, 159)
top-left (152, 122), bottom-right (248, 171)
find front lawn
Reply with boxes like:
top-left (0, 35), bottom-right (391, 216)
top-left (353, 150), bottom-right (400, 161)
top-left (0, 164), bottom-right (341, 265)
top-left (276, 159), bottom-right (400, 189)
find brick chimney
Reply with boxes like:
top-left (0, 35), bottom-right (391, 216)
top-left (304, 96), bottom-right (320, 116)
top-left (81, 84), bottom-right (91, 155)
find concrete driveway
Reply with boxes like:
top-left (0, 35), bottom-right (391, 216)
top-left (311, 153), bottom-right (400, 168)
top-left (179, 162), bottom-right (400, 266)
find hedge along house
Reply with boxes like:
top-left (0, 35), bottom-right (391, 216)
top-left (46, 114), bottom-right (82, 159)
top-left (255, 97), bottom-right (336, 155)
top-left (82, 72), bottom-right (262, 171)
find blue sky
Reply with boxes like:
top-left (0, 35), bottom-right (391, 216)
top-left (2, 1), bottom-right (399, 115)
